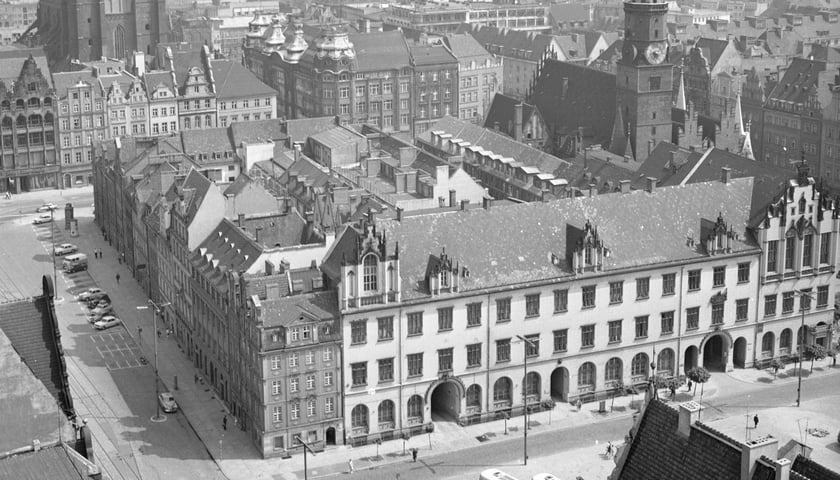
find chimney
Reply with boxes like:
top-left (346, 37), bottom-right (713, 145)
top-left (677, 401), bottom-right (701, 437)
top-left (254, 226), bottom-right (262, 244)
top-left (449, 189), bottom-right (456, 207)
top-left (133, 51), bottom-right (146, 77)
top-left (396, 207), bottom-right (403, 221)
top-left (238, 213), bottom-right (245, 226)
top-left (619, 179), bottom-right (631, 194)
top-left (740, 435), bottom-right (780, 480)
top-left (756, 457), bottom-right (791, 480)
top-left (514, 103), bottom-right (524, 142)
top-left (589, 184), bottom-right (598, 197)
top-left (483, 197), bottom-right (491, 210)
top-left (460, 199), bottom-right (469, 211)
top-left (645, 177), bottom-right (656, 193)
top-left (721, 167), bottom-right (731, 184)
top-left (293, 143), bottom-right (302, 162)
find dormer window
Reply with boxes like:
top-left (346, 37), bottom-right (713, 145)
top-left (440, 269), bottom-right (450, 288)
top-left (363, 254), bottom-right (378, 291)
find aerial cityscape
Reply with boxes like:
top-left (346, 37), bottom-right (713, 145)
top-left (0, 0), bottom-right (839, 479)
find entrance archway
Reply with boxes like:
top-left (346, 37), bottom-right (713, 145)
top-left (703, 335), bottom-right (726, 371)
top-left (430, 381), bottom-right (461, 421)
top-left (550, 367), bottom-right (569, 402)
top-left (733, 337), bottom-right (747, 368)
top-left (684, 346), bottom-right (698, 374)
top-left (326, 427), bottom-right (336, 445)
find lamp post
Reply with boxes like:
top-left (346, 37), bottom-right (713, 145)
top-left (137, 299), bottom-right (170, 422)
top-left (515, 334), bottom-right (536, 466)
top-left (793, 289), bottom-right (814, 407)
top-left (295, 435), bottom-right (316, 480)
top-left (50, 208), bottom-right (62, 302)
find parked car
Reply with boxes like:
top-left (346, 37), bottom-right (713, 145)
top-left (480, 469), bottom-right (520, 480)
top-left (531, 475), bottom-right (560, 480)
top-left (158, 392), bottom-right (178, 413)
top-left (36, 203), bottom-right (57, 212)
top-left (77, 287), bottom-right (104, 302)
top-left (93, 315), bottom-right (121, 330)
top-left (32, 214), bottom-right (52, 225)
top-left (88, 299), bottom-right (110, 310)
top-left (89, 304), bottom-right (114, 322)
top-left (54, 243), bottom-right (77, 256)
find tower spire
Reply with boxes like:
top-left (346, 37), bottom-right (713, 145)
top-left (610, 105), bottom-right (626, 156)
top-left (675, 70), bottom-right (687, 111)
top-left (734, 93), bottom-right (744, 135)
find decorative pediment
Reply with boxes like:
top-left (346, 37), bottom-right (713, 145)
top-left (424, 247), bottom-right (467, 295)
top-left (356, 222), bottom-right (386, 262)
top-left (567, 219), bottom-right (608, 273)
top-left (701, 212), bottom-right (735, 255)
top-left (710, 289), bottom-right (727, 305)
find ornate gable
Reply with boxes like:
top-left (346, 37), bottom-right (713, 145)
top-left (424, 248), bottom-right (467, 295)
top-left (568, 219), bottom-right (608, 273)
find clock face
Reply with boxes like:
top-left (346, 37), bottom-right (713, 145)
top-left (645, 43), bottom-right (667, 65)
top-left (621, 42), bottom-right (637, 62)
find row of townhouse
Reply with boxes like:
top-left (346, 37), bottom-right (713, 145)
top-left (317, 164), bottom-right (837, 448)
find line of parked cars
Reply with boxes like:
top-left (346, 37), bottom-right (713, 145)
top-left (77, 288), bottom-right (122, 330)
top-left (480, 470), bottom-right (559, 480)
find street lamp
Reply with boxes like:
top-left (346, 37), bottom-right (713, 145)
top-left (295, 435), bottom-right (316, 480)
top-left (50, 208), bottom-right (62, 302)
top-left (515, 334), bottom-right (536, 466)
top-left (793, 289), bottom-right (814, 407)
top-left (137, 299), bottom-right (171, 422)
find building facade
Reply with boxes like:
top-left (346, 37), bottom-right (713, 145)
top-left (384, 2), bottom-right (549, 34)
top-left (442, 34), bottom-right (502, 124)
top-left (409, 43), bottom-right (459, 136)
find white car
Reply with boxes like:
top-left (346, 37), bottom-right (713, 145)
top-left (93, 315), bottom-right (121, 330)
top-left (54, 243), bottom-right (77, 256)
top-left (36, 203), bottom-right (57, 212)
top-left (158, 392), bottom-right (178, 413)
top-left (32, 214), bottom-right (52, 225)
top-left (77, 287), bottom-right (104, 302)
top-left (531, 475), bottom-right (561, 480)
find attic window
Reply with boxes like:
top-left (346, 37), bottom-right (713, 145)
top-left (362, 254), bottom-right (378, 292)
top-left (292, 279), bottom-right (304, 293)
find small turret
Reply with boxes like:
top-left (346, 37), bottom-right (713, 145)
top-left (314, 25), bottom-right (356, 62)
top-left (284, 23), bottom-right (308, 64)
top-left (262, 17), bottom-right (287, 53)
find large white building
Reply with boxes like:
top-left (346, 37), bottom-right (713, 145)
top-left (320, 164), bottom-right (837, 446)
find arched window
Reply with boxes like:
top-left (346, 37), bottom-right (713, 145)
top-left (780, 329), bottom-right (792, 351)
top-left (605, 357), bottom-right (622, 382)
top-left (525, 372), bottom-right (540, 399)
top-left (28, 114), bottom-right (41, 126)
top-left (466, 384), bottom-right (481, 409)
top-left (762, 332), bottom-right (775, 357)
top-left (351, 404), bottom-right (368, 430)
top-left (15, 99), bottom-right (25, 109)
top-left (27, 97), bottom-right (40, 108)
top-left (346, 270), bottom-right (356, 297)
top-left (114, 24), bottom-right (127, 59)
top-left (363, 254), bottom-right (378, 291)
top-left (205, 114), bottom-right (212, 127)
top-left (631, 353), bottom-right (649, 377)
top-left (407, 395), bottom-right (423, 420)
top-left (493, 377), bottom-right (512, 404)
top-left (1, 117), bottom-right (12, 129)
top-left (578, 362), bottom-right (595, 387)
top-left (43, 97), bottom-right (52, 107)
top-left (657, 348), bottom-right (675, 376)
top-left (43, 113), bottom-right (53, 125)
top-left (799, 196), bottom-right (806, 214)
top-left (378, 400), bottom-right (395, 426)
top-left (1, 100), bottom-right (9, 111)
top-left (16, 115), bottom-right (26, 127)
top-left (184, 117), bottom-right (191, 129)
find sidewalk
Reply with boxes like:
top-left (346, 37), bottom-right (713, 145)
top-left (71, 210), bottom-right (840, 480)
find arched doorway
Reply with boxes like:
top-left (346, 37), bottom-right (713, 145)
top-left (733, 337), bottom-right (747, 368)
top-left (550, 367), bottom-right (569, 402)
top-left (326, 427), bottom-right (336, 445)
top-left (429, 380), bottom-right (461, 421)
top-left (684, 346), bottom-right (698, 374)
top-left (703, 335), bottom-right (726, 371)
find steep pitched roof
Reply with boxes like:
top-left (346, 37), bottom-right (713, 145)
top-left (210, 59), bottom-right (277, 98)
top-left (349, 30), bottom-right (411, 71)
top-left (143, 70), bottom-right (176, 94)
top-left (181, 128), bottom-right (234, 155)
top-left (766, 57), bottom-right (827, 105)
top-left (229, 119), bottom-right (287, 145)
top-left (260, 291), bottom-right (339, 328)
top-left (442, 33), bottom-right (492, 60)
top-left (192, 218), bottom-right (263, 282)
top-left (0, 444), bottom-right (95, 480)
top-left (456, 24), bottom-right (560, 61)
top-left (179, 168), bottom-right (214, 224)
top-left (483, 93), bottom-right (538, 138)
top-left (693, 38), bottom-right (730, 68)
top-left (410, 43), bottom-right (458, 67)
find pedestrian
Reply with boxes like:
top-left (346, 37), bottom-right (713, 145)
top-left (348, 459), bottom-right (354, 474)
top-left (412, 448), bottom-right (418, 462)
top-left (669, 384), bottom-right (676, 400)
top-left (687, 380), bottom-right (693, 391)
top-left (223, 415), bottom-right (227, 431)
top-left (753, 414), bottom-right (759, 429)
top-left (115, 273), bottom-right (120, 284)
top-left (194, 373), bottom-right (198, 384)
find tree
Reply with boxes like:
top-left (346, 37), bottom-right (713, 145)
top-left (686, 366), bottom-right (711, 415)
top-left (803, 344), bottom-right (828, 373)
top-left (769, 358), bottom-right (785, 379)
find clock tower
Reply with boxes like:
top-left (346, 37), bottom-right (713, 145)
top-left (615, 0), bottom-right (673, 162)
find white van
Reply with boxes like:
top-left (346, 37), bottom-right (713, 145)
top-left (63, 253), bottom-right (88, 273)
top-left (480, 469), bottom-right (521, 480)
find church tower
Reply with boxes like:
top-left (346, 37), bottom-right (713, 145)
top-left (615, 0), bottom-right (673, 162)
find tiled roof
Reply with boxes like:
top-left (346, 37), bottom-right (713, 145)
top-left (529, 59), bottom-right (616, 146)
top-left (310, 126), bottom-right (365, 150)
top-left (442, 33), bottom-right (492, 60)
top-left (51, 70), bottom-right (101, 99)
top-left (349, 30), bottom-right (411, 71)
top-left (260, 290), bottom-right (339, 328)
top-left (223, 173), bottom-right (251, 196)
top-left (483, 93), bottom-right (537, 139)
top-left (192, 218), bottom-right (263, 283)
top-left (693, 38), bottom-right (729, 68)
top-left (410, 43), bottom-right (458, 67)
top-left (324, 177), bottom-right (757, 299)
top-left (180, 168), bottom-right (214, 224)
top-left (0, 444), bottom-right (92, 480)
top-left (766, 57), bottom-right (827, 105)
top-left (456, 24), bottom-right (560, 61)
top-left (0, 50), bottom-right (51, 86)
top-left (229, 119), bottom-right (287, 145)
top-left (241, 211), bottom-right (308, 248)
top-left (210, 59), bottom-right (277, 99)
top-left (791, 455), bottom-right (840, 480)
top-left (285, 117), bottom-right (338, 147)
top-left (181, 127), bottom-right (233, 155)
top-left (143, 70), bottom-right (176, 94)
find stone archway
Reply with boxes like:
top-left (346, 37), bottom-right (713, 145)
top-left (428, 379), bottom-right (462, 422)
top-left (703, 335), bottom-right (728, 371)
top-left (684, 345), bottom-right (699, 374)
top-left (733, 337), bottom-right (747, 368)
top-left (550, 366), bottom-right (569, 402)
top-left (326, 427), bottom-right (336, 445)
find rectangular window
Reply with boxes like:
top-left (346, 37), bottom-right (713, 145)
top-left (497, 338), bottom-right (510, 362)
top-left (403, 353), bottom-right (422, 377)
top-left (378, 316), bottom-right (393, 341)
top-left (764, 294), bottom-right (777, 317)
top-left (351, 320), bottom-right (367, 345)
top-left (711, 303), bottom-right (724, 325)
top-left (271, 355), bottom-right (281, 370)
top-left (636, 277), bottom-right (650, 300)
top-left (688, 269), bottom-right (701, 291)
top-left (609, 281), bottom-right (623, 304)
top-left (323, 349), bottom-right (333, 362)
top-left (713, 266), bottom-right (726, 287)
top-left (649, 76), bottom-right (661, 90)
top-left (554, 289), bottom-right (568, 313)
top-left (608, 320), bottom-right (622, 343)
top-left (662, 273), bottom-right (676, 295)
top-left (290, 377), bottom-right (299, 392)
top-left (467, 302), bottom-right (482, 326)
top-left (407, 312), bottom-right (423, 336)
top-left (438, 307), bottom-right (453, 331)
top-left (800, 288), bottom-right (812, 311)
top-left (737, 262), bottom-right (750, 283)
top-left (777, 291), bottom-right (796, 314)
top-left (351, 362), bottom-right (367, 386)
top-left (272, 406), bottom-right (282, 423)
top-left (291, 403), bottom-right (299, 420)
top-left (785, 237), bottom-right (795, 270)
top-left (325, 397), bottom-right (335, 413)
top-left (306, 374), bottom-right (315, 390)
top-left (467, 343), bottom-right (481, 367)
top-left (496, 298), bottom-right (511, 323)
top-left (324, 371), bottom-right (333, 386)
top-left (271, 380), bottom-right (282, 396)
top-left (305, 350), bottom-right (314, 364)
top-left (581, 325), bottom-right (595, 347)
top-left (582, 285), bottom-right (596, 308)
top-left (686, 307), bottom-right (700, 330)
top-left (802, 234), bottom-right (813, 268)
top-left (524, 335), bottom-right (539, 357)
top-left (661, 311), bottom-right (674, 334)
top-left (736, 299), bottom-right (748, 321)
top-left (635, 315), bottom-right (649, 338)
top-left (818, 285), bottom-right (829, 307)
top-left (438, 348), bottom-right (453, 372)
top-left (525, 293), bottom-right (540, 317)
top-left (378, 358), bottom-right (394, 382)
top-left (288, 353), bottom-right (298, 367)
top-left (820, 233), bottom-right (831, 264)
top-left (553, 329), bottom-right (568, 352)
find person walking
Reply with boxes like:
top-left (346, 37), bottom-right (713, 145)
top-left (348, 459), bottom-right (354, 474)
top-left (412, 448), bottom-right (418, 462)
top-left (753, 414), bottom-right (759, 429)
top-left (115, 273), bottom-right (120, 284)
